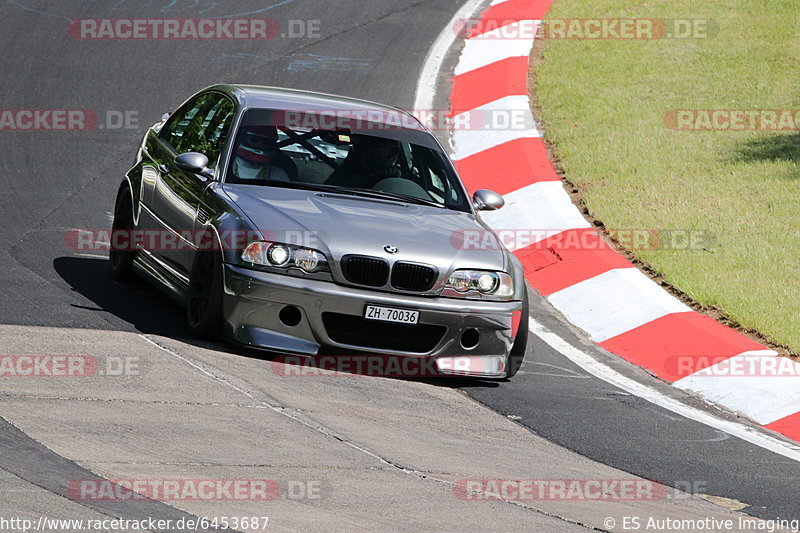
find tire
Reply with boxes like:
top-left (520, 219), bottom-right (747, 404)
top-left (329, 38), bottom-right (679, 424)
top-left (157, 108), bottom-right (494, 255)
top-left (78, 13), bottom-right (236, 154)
top-left (110, 185), bottom-right (137, 283)
top-left (505, 291), bottom-right (529, 379)
top-left (187, 241), bottom-right (224, 339)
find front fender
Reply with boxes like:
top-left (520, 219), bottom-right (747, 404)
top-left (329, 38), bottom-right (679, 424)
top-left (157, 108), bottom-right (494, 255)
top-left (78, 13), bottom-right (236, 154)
top-left (199, 187), bottom-right (263, 266)
top-left (505, 250), bottom-right (527, 301)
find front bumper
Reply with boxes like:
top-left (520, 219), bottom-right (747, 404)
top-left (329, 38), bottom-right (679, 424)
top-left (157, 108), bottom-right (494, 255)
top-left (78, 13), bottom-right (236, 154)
top-left (222, 264), bottom-right (523, 378)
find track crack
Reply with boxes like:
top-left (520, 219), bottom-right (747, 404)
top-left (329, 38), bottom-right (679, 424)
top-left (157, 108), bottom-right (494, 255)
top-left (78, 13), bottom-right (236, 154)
top-left (139, 334), bottom-right (602, 530)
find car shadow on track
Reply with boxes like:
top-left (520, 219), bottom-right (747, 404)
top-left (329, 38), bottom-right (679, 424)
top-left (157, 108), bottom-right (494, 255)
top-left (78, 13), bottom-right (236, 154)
top-left (54, 256), bottom-right (503, 389)
top-left (54, 256), bottom-right (191, 337)
top-left (53, 256), bottom-right (247, 359)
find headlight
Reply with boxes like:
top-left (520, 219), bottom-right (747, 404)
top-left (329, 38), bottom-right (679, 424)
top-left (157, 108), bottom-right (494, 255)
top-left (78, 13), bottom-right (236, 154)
top-left (242, 241), bottom-right (329, 273)
top-left (267, 244), bottom-right (291, 267)
top-left (444, 270), bottom-right (513, 299)
top-left (476, 272), bottom-right (499, 293)
top-left (293, 248), bottom-right (323, 273)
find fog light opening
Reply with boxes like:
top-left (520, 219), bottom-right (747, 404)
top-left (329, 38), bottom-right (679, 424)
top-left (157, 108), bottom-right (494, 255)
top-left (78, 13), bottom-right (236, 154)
top-left (279, 305), bottom-right (302, 327)
top-left (460, 328), bottom-right (480, 350)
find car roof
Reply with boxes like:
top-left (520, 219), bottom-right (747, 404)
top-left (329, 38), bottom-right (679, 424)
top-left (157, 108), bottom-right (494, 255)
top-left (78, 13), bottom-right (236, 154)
top-left (206, 84), bottom-right (420, 123)
top-left (201, 84), bottom-right (441, 148)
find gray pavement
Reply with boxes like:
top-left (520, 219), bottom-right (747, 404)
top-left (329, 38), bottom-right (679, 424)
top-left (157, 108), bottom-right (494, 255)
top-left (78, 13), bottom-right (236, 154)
top-left (0, 324), bottom-right (770, 532)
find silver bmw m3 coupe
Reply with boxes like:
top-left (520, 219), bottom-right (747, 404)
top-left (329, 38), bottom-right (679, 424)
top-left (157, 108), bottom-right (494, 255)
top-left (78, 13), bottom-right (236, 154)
top-left (111, 84), bottom-right (528, 379)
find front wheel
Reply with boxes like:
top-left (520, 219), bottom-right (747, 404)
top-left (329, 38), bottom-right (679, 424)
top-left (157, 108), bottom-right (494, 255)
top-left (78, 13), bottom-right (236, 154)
top-left (110, 185), bottom-right (137, 283)
top-left (187, 246), bottom-right (224, 339)
top-left (505, 291), bottom-right (529, 379)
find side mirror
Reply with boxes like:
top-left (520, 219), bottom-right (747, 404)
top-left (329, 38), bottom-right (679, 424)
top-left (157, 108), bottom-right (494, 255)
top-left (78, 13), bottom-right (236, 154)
top-left (472, 189), bottom-right (505, 211)
top-left (175, 152), bottom-right (214, 179)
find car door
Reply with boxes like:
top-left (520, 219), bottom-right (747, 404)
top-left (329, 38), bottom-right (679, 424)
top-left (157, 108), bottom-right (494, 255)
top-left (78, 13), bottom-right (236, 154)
top-left (144, 92), bottom-right (235, 277)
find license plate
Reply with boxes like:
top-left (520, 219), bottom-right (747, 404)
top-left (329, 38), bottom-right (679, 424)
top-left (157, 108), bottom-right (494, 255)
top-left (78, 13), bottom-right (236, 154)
top-left (364, 305), bottom-right (419, 325)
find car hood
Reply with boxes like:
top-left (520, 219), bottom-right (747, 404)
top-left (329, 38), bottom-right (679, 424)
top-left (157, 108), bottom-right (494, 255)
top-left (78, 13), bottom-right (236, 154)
top-left (222, 184), bottom-right (508, 275)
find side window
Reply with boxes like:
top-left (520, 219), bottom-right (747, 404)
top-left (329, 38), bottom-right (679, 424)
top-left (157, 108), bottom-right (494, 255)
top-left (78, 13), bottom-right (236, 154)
top-left (161, 95), bottom-right (211, 152)
top-left (161, 94), bottom-right (235, 163)
top-left (196, 97), bottom-right (235, 164)
top-left (419, 146), bottom-right (459, 204)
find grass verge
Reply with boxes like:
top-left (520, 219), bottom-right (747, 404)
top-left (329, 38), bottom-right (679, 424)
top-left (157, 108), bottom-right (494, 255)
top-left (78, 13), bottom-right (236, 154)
top-left (534, 0), bottom-right (800, 352)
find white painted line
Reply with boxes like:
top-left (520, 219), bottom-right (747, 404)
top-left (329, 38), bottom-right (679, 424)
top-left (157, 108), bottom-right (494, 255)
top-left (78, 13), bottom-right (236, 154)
top-left (547, 268), bottom-right (692, 343)
top-left (479, 182), bottom-right (592, 251)
top-left (451, 95), bottom-right (540, 160)
top-left (674, 351), bottom-right (800, 425)
top-left (454, 21), bottom-right (538, 76)
top-left (453, 94), bottom-right (535, 118)
top-left (452, 126), bottom-right (539, 160)
top-left (528, 320), bottom-right (800, 462)
top-left (413, 0), bottom-right (487, 116)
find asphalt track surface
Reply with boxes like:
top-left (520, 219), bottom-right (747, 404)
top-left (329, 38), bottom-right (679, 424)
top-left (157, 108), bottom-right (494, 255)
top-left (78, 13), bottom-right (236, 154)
top-left (1, 0), bottom-right (799, 528)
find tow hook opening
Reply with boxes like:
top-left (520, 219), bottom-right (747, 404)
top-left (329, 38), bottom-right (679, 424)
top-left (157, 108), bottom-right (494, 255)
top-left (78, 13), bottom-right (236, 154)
top-left (279, 305), bottom-right (302, 327)
top-left (460, 328), bottom-right (480, 350)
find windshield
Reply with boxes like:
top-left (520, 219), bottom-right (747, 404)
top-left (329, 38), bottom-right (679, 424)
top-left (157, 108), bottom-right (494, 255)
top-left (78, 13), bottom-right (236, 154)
top-left (225, 109), bottom-right (471, 212)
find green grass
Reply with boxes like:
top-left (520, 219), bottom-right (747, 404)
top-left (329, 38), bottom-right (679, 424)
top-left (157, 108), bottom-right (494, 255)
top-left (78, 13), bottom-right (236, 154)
top-left (535, 0), bottom-right (800, 350)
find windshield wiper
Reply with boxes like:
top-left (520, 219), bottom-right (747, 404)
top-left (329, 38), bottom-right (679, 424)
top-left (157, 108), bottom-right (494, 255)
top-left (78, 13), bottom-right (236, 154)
top-left (234, 180), bottom-right (445, 208)
top-left (342, 188), bottom-right (445, 208)
top-left (235, 180), bottom-right (340, 193)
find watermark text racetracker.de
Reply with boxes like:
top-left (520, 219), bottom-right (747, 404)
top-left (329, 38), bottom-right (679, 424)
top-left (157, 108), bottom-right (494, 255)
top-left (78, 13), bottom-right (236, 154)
top-left (67, 18), bottom-right (321, 40)
top-left (271, 355), bottom-right (500, 378)
top-left (453, 479), bottom-right (667, 501)
top-left (0, 110), bottom-right (138, 131)
top-left (453, 479), bottom-right (718, 503)
top-left (0, 355), bottom-right (142, 377)
top-left (454, 18), bottom-right (717, 40)
top-left (65, 229), bottom-right (321, 253)
top-left (68, 478), bottom-right (322, 502)
top-left (450, 228), bottom-right (716, 252)
top-left (272, 107), bottom-right (536, 133)
top-left (667, 352), bottom-right (800, 378)
top-left (666, 109), bottom-right (800, 131)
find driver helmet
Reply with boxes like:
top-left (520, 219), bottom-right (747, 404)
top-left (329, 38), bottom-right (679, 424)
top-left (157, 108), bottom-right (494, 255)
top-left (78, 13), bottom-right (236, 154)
top-left (352, 135), bottom-right (400, 171)
top-left (236, 125), bottom-right (280, 164)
